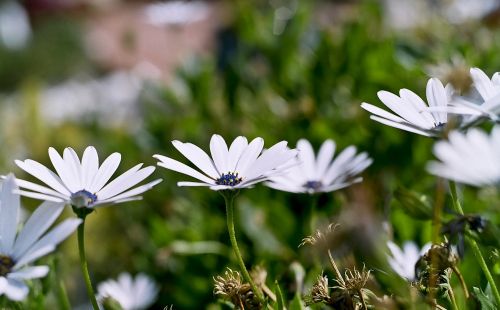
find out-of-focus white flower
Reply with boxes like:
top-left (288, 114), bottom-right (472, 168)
top-left (427, 127), bottom-right (500, 186)
top-left (97, 273), bottom-right (159, 310)
top-left (445, 0), bottom-right (498, 24)
top-left (154, 134), bottom-right (297, 190)
top-left (144, 1), bottom-right (210, 26)
top-left (0, 175), bottom-right (81, 301)
top-left (13, 146), bottom-right (161, 208)
top-left (0, 1), bottom-right (31, 50)
top-left (266, 139), bottom-right (372, 193)
top-left (361, 78), bottom-right (460, 137)
top-left (387, 241), bottom-right (431, 281)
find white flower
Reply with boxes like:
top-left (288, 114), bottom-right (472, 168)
top-left (387, 241), bottom-right (431, 281)
top-left (361, 78), bottom-right (456, 137)
top-left (265, 139), bottom-right (372, 193)
top-left (97, 273), bottom-right (159, 310)
top-left (427, 127), bottom-right (500, 186)
top-left (153, 134), bottom-right (298, 190)
top-left (0, 175), bottom-right (81, 301)
top-left (13, 146), bottom-right (162, 208)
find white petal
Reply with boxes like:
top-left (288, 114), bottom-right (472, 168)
top-left (15, 219), bottom-right (81, 268)
top-left (245, 142), bottom-right (297, 181)
top-left (369, 116), bottom-right (432, 136)
top-left (15, 159), bottom-right (70, 196)
top-left (172, 141), bottom-right (219, 178)
top-left (377, 91), bottom-right (432, 129)
top-left (177, 182), bottom-right (212, 187)
top-left (81, 146), bottom-right (99, 190)
top-left (12, 201), bottom-right (65, 259)
top-left (96, 179), bottom-right (161, 204)
top-left (235, 137), bottom-right (264, 176)
top-left (425, 78), bottom-right (447, 124)
top-left (227, 136), bottom-right (248, 172)
top-left (3, 278), bottom-right (28, 301)
top-left (89, 152), bottom-right (121, 193)
top-left (210, 134), bottom-right (229, 174)
top-left (63, 148), bottom-right (83, 189)
top-left (96, 164), bottom-right (152, 201)
top-left (0, 175), bottom-right (20, 254)
top-left (154, 155), bottom-right (214, 184)
top-left (315, 140), bottom-right (335, 177)
top-left (13, 178), bottom-right (68, 199)
top-left (360, 102), bottom-right (407, 123)
top-left (48, 147), bottom-right (80, 193)
top-left (297, 139), bottom-right (316, 180)
top-left (9, 266), bottom-right (49, 280)
top-left (13, 190), bottom-right (65, 203)
top-left (471, 67), bottom-right (495, 100)
top-left (399, 88), bottom-right (437, 125)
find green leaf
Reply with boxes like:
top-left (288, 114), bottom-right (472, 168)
top-left (289, 293), bottom-right (306, 310)
top-left (274, 281), bottom-right (286, 310)
top-left (473, 287), bottom-right (497, 309)
top-left (393, 186), bottom-right (433, 220)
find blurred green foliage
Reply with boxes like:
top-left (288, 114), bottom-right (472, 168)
top-left (1, 0), bottom-right (500, 308)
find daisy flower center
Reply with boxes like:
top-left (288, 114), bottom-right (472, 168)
top-left (303, 180), bottom-right (323, 192)
top-left (0, 255), bottom-right (14, 276)
top-left (70, 190), bottom-right (98, 208)
top-left (216, 172), bottom-right (243, 186)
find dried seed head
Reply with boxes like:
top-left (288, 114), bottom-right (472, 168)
top-left (309, 274), bottom-right (331, 305)
top-left (337, 265), bottom-right (371, 293)
top-left (300, 223), bottom-right (339, 247)
top-left (213, 268), bottom-right (261, 310)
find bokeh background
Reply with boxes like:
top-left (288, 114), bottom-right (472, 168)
top-left (2, 0), bottom-right (500, 308)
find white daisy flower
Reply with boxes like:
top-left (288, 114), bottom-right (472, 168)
top-left (12, 146), bottom-right (162, 209)
top-left (265, 139), bottom-right (372, 193)
top-left (427, 127), bottom-right (500, 186)
top-left (97, 273), bottom-right (159, 310)
top-left (387, 241), bottom-right (431, 281)
top-left (0, 175), bottom-right (81, 301)
top-left (361, 78), bottom-right (456, 137)
top-left (153, 134), bottom-right (298, 190)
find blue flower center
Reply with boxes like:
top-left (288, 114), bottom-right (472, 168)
top-left (216, 172), bottom-right (243, 186)
top-left (303, 180), bottom-right (323, 192)
top-left (70, 190), bottom-right (98, 208)
top-left (0, 255), bottom-right (14, 276)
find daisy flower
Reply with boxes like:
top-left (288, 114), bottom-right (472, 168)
top-left (13, 146), bottom-right (162, 209)
top-left (265, 139), bottom-right (372, 193)
top-left (0, 175), bottom-right (81, 301)
top-left (153, 134), bottom-right (298, 190)
top-left (97, 273), bottom-right (159, 310)
top-left (427, 127), bottom-right (500, 186)
top-left (387, 241), bottom-right (431, 281)
top-left (361, 78), bottom-right (456, 137)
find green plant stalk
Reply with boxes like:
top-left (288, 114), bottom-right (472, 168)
top-left (448, 284), bottom-right (460, 310)
top-left (77, 217), bottom-right (100, 310)
top-left (430, 178), bottom-right (446, 300)
top-left (449, 181), bottom-right (500, 306)
top-left (223, 192), bottom-right (265, 303)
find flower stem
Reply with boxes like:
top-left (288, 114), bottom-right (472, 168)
top-left (449, 181), bottom-right (500, 306)
top-left (223, 191), bottom-right (265, 303)
top-left (77, 217), bottom-right (99, 310)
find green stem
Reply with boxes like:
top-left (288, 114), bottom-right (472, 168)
top-left (448, 284), bottom-right (460, 310)
top-left (77, 218), bottom-right (100, 310)
top-left (223, 192), bottom-right (265, 303)
top-left (449, 181), bottom-right (500, 306)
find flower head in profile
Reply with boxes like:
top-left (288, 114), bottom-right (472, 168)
top-left (97, 272), bottom-right (159, 310)
top-left (427, 127), bottom-right (500, 186)
top-left (153, 134), bottom-right (298, 190)
top-left (266, 139), bottom-right (372, 193)
top-left (387, 241), bottom-right (431, 281)
top-left (361, 78), bottom-right (456, 137)
top-left (0, 175), bottom-right (81, 301)
top-left (13, 146), bottom-right (162, 209)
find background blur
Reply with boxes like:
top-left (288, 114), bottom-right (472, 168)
top-left (2, 0), bottom-right (500, 308)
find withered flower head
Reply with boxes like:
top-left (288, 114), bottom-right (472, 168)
top-left (300, 223), bottom-right (339, 247)
top-left (213, 268), bottom-right (261, 310)
top-left (306, 274), bottom-right (332, 305)
top-left (335, 265), bottom-right (371, 293)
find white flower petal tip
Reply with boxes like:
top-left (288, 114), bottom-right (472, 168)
top-left (155, 134), bottom-right (297, 191)
top-left (0, 181), bottom-right (79, 301)
top-left (427, 126), bottom-right (500, 187)
top-left (387, 240), bottom-right (430, 281)
top-left (13, 146), bottom-right (159, 209)
top-left (265, 139), bottom-right (372, 194)
top-left (361, 77), bottom-right (459, 137)
top-left (97, 272), bottom-right (159, 310)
